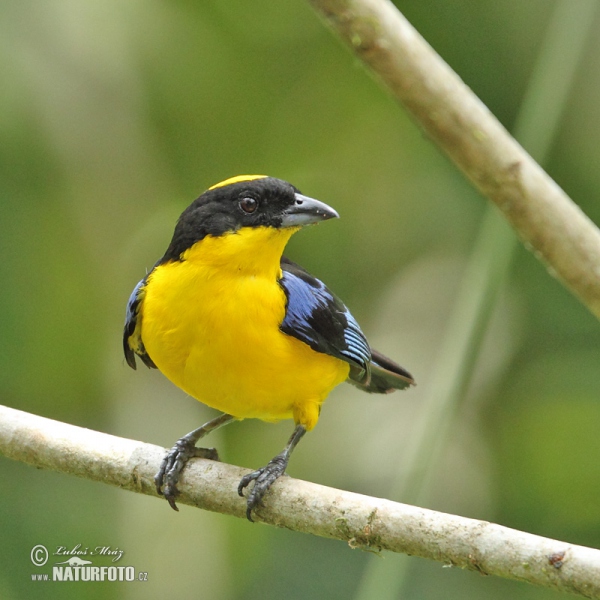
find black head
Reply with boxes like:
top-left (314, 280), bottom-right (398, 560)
top-left (160, 176), bottom-right (338, 263)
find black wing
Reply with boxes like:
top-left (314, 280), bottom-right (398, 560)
top-left (279, 258), bottom-right (371, 376)
top-left (123, 277), bottom-right (156, 370)
top-left (279, 258), bottom-right (415, 393)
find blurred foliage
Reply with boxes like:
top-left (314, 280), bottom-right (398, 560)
top-left (1, 1), bottom-right (599, 599)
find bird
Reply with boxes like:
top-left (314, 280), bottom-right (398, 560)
top-left (123, 175), bottom-right (414, 520)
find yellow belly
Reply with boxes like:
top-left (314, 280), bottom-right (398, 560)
top-left (140, 231), bottom-right (349, 429)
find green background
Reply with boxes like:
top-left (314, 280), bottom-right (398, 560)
top-left (1, 1), bottom-right (599, 598)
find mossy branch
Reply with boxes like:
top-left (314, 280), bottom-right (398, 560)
top-left (308, 0), bottom-right (600, 319)
top-left (1, 404), bottom-right (600, 597)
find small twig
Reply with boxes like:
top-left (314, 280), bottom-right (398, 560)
top-left (1, 404), bottom-right (599, 597)
top-left (308, 0), bottom-right (600, 320)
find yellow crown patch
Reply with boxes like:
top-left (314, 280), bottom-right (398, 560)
top-left (208, 175), bottom-right (268, 191)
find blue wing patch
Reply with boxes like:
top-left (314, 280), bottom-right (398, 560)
top-left (279, 258), bottom-right (371, 376)
top-left (123, 277), bottom-right (156, 370)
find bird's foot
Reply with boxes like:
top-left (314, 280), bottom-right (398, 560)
top-left (155, 437), bottom-right (219, 511)
top-left (237, 454), bottom-right (288, 521)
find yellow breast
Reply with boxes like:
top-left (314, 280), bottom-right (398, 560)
top-left (140, 227), bottom-right (349, 429)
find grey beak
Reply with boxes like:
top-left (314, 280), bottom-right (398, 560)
top-left (281, 193), bottom-right (340, 228)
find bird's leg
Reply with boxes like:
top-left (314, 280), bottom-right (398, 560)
top-left (156, 412), bottom-right (235, 511)
top-left (238, 424), bottom-right (307, 521)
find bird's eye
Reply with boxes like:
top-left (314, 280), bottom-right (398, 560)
top-left (239, 197), bottom-right (258, 214)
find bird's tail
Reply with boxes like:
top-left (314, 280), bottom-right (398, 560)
top-left (348, 348), bottom-right (415, 394)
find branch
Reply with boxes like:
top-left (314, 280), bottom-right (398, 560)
top-left (308, 0), bottom-right (600, 320)
top-left (1, 404), bottom-right (600, 598)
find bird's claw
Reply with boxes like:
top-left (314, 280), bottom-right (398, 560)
top-left (155, 438), bottom-right (219, 511)
top-left (237, 455), bottom-right (287, 521)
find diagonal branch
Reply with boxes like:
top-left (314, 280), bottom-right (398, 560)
top-left (308, 0), bottom-right (600, 320)
top-left (1, 403), bottom-right (600, 598)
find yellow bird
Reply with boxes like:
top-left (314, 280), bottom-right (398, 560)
top-left (124, 175), bottom-right (414, 520)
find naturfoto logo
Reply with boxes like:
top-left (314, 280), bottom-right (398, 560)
top-left (30, 544), bottom-right (148, 583)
